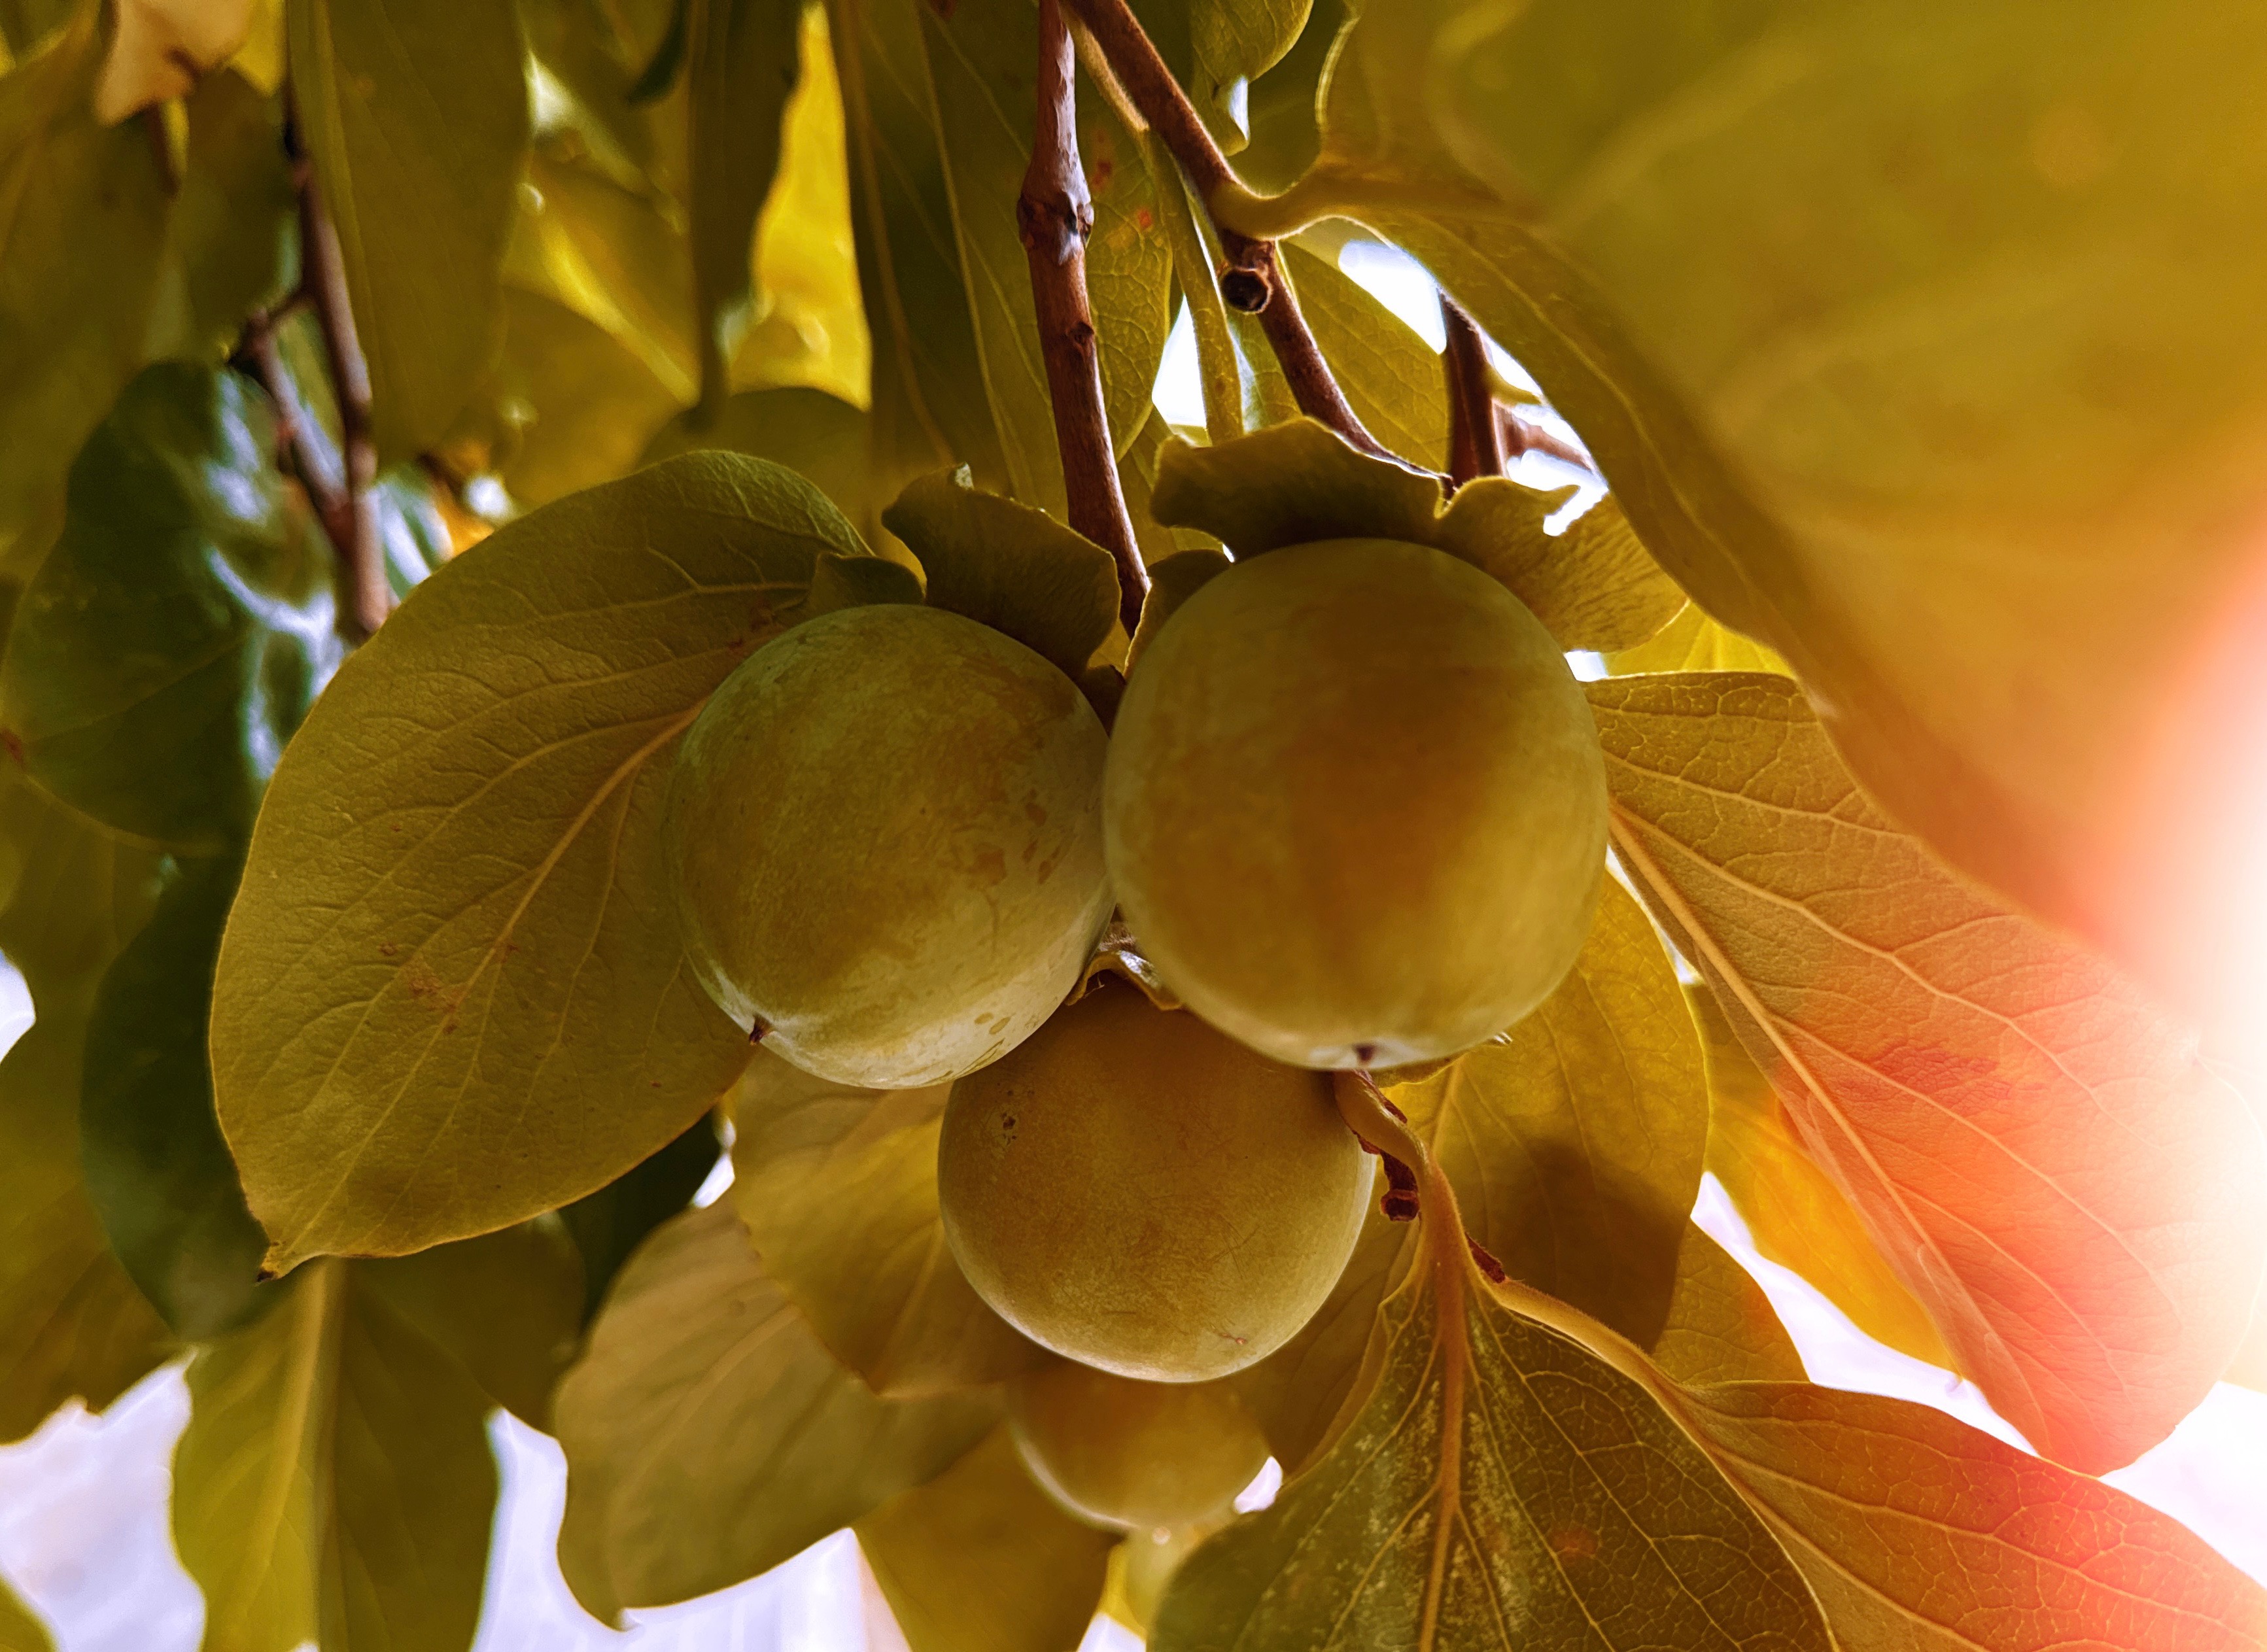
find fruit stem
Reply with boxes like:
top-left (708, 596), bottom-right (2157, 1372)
top-left (1440, 294), bottom-right (1506, 487)
top-left (1061, 0), bottom-right (1398, 463)
top-left (1334, 1071), bottom-right (1425, 1222)
top-left (1021, 0), bottom-right (1148, 634)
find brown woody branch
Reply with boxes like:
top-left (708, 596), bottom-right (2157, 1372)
top-left (1020, 0), bottom-right (1147, 635)
top-left (1061, 0), bottom-right (1397, 464)
top-left (1441, 294), bottom-right (1505, 487)
top-left (1500, 406), bottom-right (1599, 477)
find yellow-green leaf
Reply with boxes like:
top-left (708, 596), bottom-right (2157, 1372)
top-left (162, 67), bottom-right (294, 362)
top-left (857, 1425), bottom-right (1115, 1652)
top-left (1590, 671), bottom-right (2267, 1473)
top-left (687, 0), bottom-right (801, 409)
top-left (1124, 549), bottom-right (1230, 677)
top-left (1154, 1196), bottom-right (1832, 1652)
top-left (0, 6), bottom-right (169, 541)
top-left (173, 1260), bottom-right (498, 1652)
top-left (1607, 603), bottom-right (1790, 678)
top-left (1649, 1222), bottom-right (1803, 1388)
top-left (1691, 984), bottom-right (1954, 1371)
top-left (555, 1114), bottom-right (723, 1322)
top-left (291, 0), bottom-right (529, 455)
top-left (1391, 876), bottom-right (1707, 1349)
top-left (0, 1574), bottom-right (49, 1652)
top-left (729, 1049), bottom-right (1040, 1398)
top-left (807, 547), bottom-right (926, 615)
top-left (881, 468), bottom-right (1120, 676)
top-left (1149, 419), bottom-right (1440, 557)
top-left (644, 384), bottom-right (872, 531)
top-left (555, 1203), bottom-right (999, 1621)
top-left (1283, 239), bottom-right (1446, 472)
top-left (211, 454), bottom-right (857, 1270)
top-left (1432, 486), bottom-right (1682, 655)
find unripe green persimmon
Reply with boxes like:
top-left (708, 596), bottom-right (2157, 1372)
top-left (1105, 538), bottom-right (1607, 1069)
top-left (937, 982), bottom-right (1371, 1381)
top-left (664, 603), bottom-right (1111, 1088)
top-left (1007, 1359), bottom-right (1267, 1530)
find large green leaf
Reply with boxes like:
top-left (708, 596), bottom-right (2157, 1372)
top-left (829, 0), bottom-right (1007, 497)
top-left (1590, 671), bottom-right (2267, 1473)
top-left (1389, 875), bottom-right (1708, 1351)
top-left (730, 1050), bottom-right (1040, 1398)
top-left (918, 0), bottom-right (1169, 512)
top-left (687, 0), bottom-right (802, 408)
top-left (80, 853), bottom-right (271, 1341)
top-left (1649, 1223), bottom-right (1803, 1388)
top-left (211, 454), bottom-right (856, 1270)
top-left (644, 385), bottom-right (872, 531)
top-left (1152, 1182), bottom-right (1833, 1652)
top-left (1, 363), bottom-right (336, 852)
top-left (172, 1260), bottom-right (498, 1652)
top-left (1421, 1), bottom-right (2267, 1026)
top-left (1281, 239), bottom-right (1445, 472)
top-left (471, 286), bottom-right (684, 508)
top-left (856, 1425), bottom-right (1115, 1652)
top-left (555, 1203), bottom-right (999, 1621)
top-left (0, 7), bottom-right (169, 544)
top-left (556, 1112), bottom-right (722, 1322)
top-left (290, 0), bottom-right (530, 455)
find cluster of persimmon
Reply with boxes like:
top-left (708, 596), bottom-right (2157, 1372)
top-left (661, 524), bottom-right (1607, 1532)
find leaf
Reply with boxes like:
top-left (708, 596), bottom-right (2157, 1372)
top-left (211, 453), bottom-right (858, 1270)
top-left (1390, 876), bottom-right (1709, 1350)
top-left (472, 286), bottom-right (684, 508)
top-left (808, 548), bottom-right (926, 615)
top-left (173, 1260), bottom-right (498, 1652)
top-left (556, 1112), bottom-right (722, 1322)
top-left (0, 7), bottom-right (170, 540)
top-left (1183, 0), bottom-right (1309, 153)
top-left (1432, 486), bottom-right (1682, 655)
top-left (1124, 549), bottom-right (1229, 676)
top-left (1608, 604), bottom-right (1791, 678)
top-left (856, 1425), bottom-right (1115, 1652)
top-left (0, 770), bottom-right (167, 1008)
top-left (1282, 239), bottom-right (1447, 471)
top-left (832, 0), bottom-right (1008, 497)
top-left (1149, 420), bottom-right (1441, 557)
top-left (1, 362), bottom-right (337, 852)
top-left (290, 0), bottom-right (530, 455)
top-left (1691, 983), bottom-right (1954, 1370)
top-left (1589, 670), bottom-right (2267, 1472)
top-left (687, 0), bottom-right (801, 408)
top-left (1674, 1383), bottom-right (2267, 1652)
top-left (0, 1575), bottom-right (48, 1652)
top-left (80, 852), bottom-right (271, 1341)
top-left (164, 67), bottom-right (295, 360)
top-left (554, 1203), bottom-right (999, 1620)
top-left (1152, 1192), bottom-right (1833, 1652)
top-left (356, 1218), bottom-right (587, 1432)
top-left (91, 0), bottom-right (253, 120)
top-left (644, 383), bottom-right (872, 530)
top-left (1115, 407), bottom-right (1220, 572)
top-left (881, 468), bottom-right (1119, 676)
top-left (729, 1049), bottom-right (1039, 1398)
top-left (1423, 3), bottom-right (2267, 1026)
top-left (0, 1015), bottom-right (175, 1444)
top-left (917, 0), bottom-right (1169, 511)
top-left (1648, 1222), bottom-right (1804, 1388)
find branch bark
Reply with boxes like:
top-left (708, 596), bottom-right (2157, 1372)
top-left (1062, 0), bottom-right (1398, 464)
top-left (1020, 0), bottom-right (1147, 635)
top-left (1441, 294), bottom-right (1505, 487)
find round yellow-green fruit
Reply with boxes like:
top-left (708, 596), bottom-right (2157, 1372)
top-left (1007, 1358), bottom-right (1268, 1530)
top-left (1104, 538), bottom-right (1607, 1069)
top-left (664, 602), bottom-right (1111, 1088)
top-left (937, 981), bottom-right (1371, 1381)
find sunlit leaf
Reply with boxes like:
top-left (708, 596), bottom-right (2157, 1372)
top-left (556, 1113), bottom-right (722, 1322)
top-left (1432, 485), bottom-right (1681, 655)
top-left (881, 468), bottom-right (1119, 676)
top-left (1590, 670), bottom-right (2267, 1472)
top-left (1607, 603), bottom-right (1791, 678)
top-left (1650, 1222), bottom-right (1803, 1388)
top-left (291, 0), bottom-right (529, 455)
top-left (0, 7), bottom-right (169, 541)
top-left (356, 1219), bottom-right (587, 1433)
top-left (1124, 548), bottom-right (1228, 677)
top-left (555, 1203), bottom-right (999, 1621)
top-left (1429, 2), bottom-right (2267, 1027)
top-left (80, 852), bottom-right (271, 1341)
top-left (644, 383), bottom-right (871, 529)
top-left (1183, 0), bottom-right (1308, 153)
top-left (173, 1260), bottom-right (497, 1652)
top-left (1, 363), bottom-right (337, 852)
top-left (1691, 983), bottom-right (1954, 1371)
top-left (1282, 239), bottom-right (1445, 472)
top-left (1154, 1188), bottom-right (1832, 1652)
top-left (1390, 876), bottom-right (1708, 1349)
top-left (687, 0), bottom-right (801, 408)
top-left (0, 1572), bottom-right (50, 1652)
top-left (211, 455), bottom-right (857, 1270)
top-left (92, 0), bottom-right (252, 120)
top-left (730, 1050), bottom-right (1040, 1398)
top-left (856, 1425), bottom-right (1115, 1652)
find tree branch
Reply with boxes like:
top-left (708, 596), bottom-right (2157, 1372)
top-left (1441, 294), bottom-right (1505, 487)
top-left (1020, 0), bottom-right (1147, 635)
top-left (283, 103), bottom-right (389, 642)
top-left (1499, 406), bottom-right (1599, 477)
top-left (1060, 0), bottom-right (1398, 464)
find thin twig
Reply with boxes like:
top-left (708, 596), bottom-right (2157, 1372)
top-left (1020, 0), bottom-right (1147, 634)
top-left (1062, 0), bottom-right (1396, 463)
top-left (284, 103), bottom-right (388, 642)
top-left (1440, 294), bottom-right (1505, 487)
